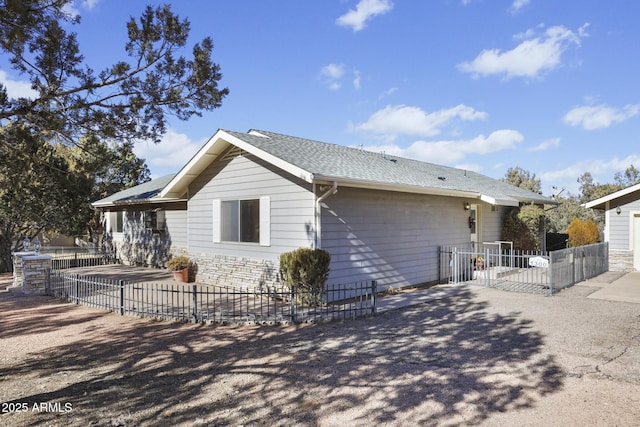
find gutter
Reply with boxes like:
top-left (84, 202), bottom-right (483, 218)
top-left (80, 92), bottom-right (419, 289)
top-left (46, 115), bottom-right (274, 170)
top-left (315, 181), bottom-right (338, 249)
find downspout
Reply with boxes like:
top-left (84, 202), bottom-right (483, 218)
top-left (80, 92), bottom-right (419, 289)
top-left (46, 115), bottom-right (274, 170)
top-left (315, 181), bottom-right (338, 249)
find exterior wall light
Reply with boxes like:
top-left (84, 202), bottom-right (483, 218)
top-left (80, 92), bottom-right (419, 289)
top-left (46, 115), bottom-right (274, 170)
top-left (616, 206), bottom-right (622, 215)
top-left (464, 202), bottom-right (470, 211)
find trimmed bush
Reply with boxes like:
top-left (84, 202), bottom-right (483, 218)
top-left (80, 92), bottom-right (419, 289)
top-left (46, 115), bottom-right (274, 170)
top-left (280, 248), bottom-right (330, 306)
top-left (567, 219), bottom-right (599, 247)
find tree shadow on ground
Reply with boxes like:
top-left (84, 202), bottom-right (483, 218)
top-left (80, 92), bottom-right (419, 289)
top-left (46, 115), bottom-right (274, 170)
top-left (0, 287), bottom-right (563, 426)
top-left (0, 293), bottom-right (110, 340)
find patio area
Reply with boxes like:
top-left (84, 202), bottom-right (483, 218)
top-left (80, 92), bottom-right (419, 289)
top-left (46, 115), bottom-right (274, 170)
top-left (62, 264), bottom-right (184, 285)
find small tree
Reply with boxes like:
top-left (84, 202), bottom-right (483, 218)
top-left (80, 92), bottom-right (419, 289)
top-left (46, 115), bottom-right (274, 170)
top-left (501, 205), bottom-right (545, 251)
top-left (567, 219), bottom-right (600, 247)
top-left (280, 248), bottom-right (330, 306)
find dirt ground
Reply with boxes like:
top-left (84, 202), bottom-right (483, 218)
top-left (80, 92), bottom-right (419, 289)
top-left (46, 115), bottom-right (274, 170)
top-left (1, 272), bottom-right (639, 427)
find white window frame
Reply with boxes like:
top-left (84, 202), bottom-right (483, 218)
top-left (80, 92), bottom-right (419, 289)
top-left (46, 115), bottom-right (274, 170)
top-left (213, 196), bottom-right (270, 246)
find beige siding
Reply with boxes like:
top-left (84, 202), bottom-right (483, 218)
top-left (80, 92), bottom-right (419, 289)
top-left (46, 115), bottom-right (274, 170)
top-left (188, 153), bottom-right (315, 261)
top-left (320, 187), bottom-right (482, 288)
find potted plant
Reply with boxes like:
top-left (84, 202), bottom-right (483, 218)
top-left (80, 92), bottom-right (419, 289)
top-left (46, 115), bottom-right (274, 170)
top-left (166, 255), bottom-right (190, 283)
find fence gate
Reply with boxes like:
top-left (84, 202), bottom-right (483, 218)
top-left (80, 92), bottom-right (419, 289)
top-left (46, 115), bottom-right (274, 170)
top-left (440, 244), bottom-right (551, 295)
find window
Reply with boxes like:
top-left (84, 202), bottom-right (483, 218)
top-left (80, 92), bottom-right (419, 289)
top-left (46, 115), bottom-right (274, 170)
top-left (213, 196), bottom-right (270, 246)
top-left (144, 209), bottom-right (166, 232)
top-left (221, 199), bottom-right (259, 243)
top-left (109, 211), bottom-right (123, 233)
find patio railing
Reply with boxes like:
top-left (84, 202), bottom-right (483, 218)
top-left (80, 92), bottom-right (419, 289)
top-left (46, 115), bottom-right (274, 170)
top-left (439, 242), bottom-right (609, 295)
top-left (47, 250), bottom-right (117, 270)
top-left (46, 271), bottom-right (377, 324)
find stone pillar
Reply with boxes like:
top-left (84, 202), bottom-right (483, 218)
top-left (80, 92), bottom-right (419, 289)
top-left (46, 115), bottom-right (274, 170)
top-left (21, 255), bottom-right (53, 295)
top-left (11, 251), bottom-right (37, 288)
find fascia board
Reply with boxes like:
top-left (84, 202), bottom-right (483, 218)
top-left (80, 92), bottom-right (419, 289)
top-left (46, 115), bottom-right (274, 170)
top-left (479, 194), bottom-right (519, 207)
top-left (312, 174), bottom-right (480, 199)
top-left (91, 198), bottom-right (186, 209)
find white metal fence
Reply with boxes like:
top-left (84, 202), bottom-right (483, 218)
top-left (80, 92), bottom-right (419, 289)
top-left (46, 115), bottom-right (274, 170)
top-left (439, 242), bottom-right (608, 295)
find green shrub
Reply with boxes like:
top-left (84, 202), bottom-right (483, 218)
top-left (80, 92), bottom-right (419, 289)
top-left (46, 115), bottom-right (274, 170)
top-left (280, 248), bottom-right (330, 306)
top-left (567, 219), bottom-right (599, 247)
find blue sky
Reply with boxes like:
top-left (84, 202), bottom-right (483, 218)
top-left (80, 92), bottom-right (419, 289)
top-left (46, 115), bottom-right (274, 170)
top-left (2, 0), bottom-right (640, 196)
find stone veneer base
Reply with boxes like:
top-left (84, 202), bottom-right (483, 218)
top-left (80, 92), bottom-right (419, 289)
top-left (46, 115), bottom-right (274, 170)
top-left (609, 249), bottom-right (635, 272)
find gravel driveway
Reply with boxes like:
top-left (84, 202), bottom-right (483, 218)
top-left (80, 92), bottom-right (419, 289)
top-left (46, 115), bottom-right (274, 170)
top-left (1, 272), bottom-right (639, 426)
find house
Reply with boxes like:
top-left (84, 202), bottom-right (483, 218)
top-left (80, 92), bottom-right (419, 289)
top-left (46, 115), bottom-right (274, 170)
top-left (92, 129), bottom-right (555, 290)
top-left (585, 183), bottom-right (640, 271)
top-left (92, 173), bottom-right (186, 267)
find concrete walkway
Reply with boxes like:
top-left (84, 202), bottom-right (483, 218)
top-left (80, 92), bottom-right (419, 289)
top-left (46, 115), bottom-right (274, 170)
top-left (581, 271), bottom-right (640, 304)
top-left (376, 270), bottom-right (640, 313)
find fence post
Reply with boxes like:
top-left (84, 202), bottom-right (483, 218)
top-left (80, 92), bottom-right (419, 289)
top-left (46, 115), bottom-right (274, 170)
top-left (437, 247), bottom-right (442, 284)
top-left (45, 269), bottom-right (51, 295)
top-left (290, 285), bottom-right (296, 323)
top-left (75, 274), bottom-right (80, 304)
top-left (371, 280), bottom-right (377, 316)
top-left (119, 280), bottom-right (124, 315)
top-left (192, 284), bottom-right (198, 323)
top-left (548, 252), bottom-right (554, 295)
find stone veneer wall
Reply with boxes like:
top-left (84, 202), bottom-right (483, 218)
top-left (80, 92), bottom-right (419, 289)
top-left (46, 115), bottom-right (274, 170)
top-left (12, 252), bottom-right (52, 294)
top-left (21, 255), bottom-right (53, 294)
top-left (11, 251), bottom-right (36, 287)
top-left (189, 252), bottom-right (280, 289)
top-left (609, 249), bottom-right (635, 272)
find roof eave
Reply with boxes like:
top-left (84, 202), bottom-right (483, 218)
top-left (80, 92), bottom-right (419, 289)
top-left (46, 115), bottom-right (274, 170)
top-left (91, 197), bottom-right (186, 209)
top-left (584, 182), bottom-right (640, 209)
top-left (313, 174), bottom-right (484, 200)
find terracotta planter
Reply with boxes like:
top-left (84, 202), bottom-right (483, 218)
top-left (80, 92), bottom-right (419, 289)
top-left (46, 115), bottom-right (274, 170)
top-left (172, 268), bottom-right (188, 283)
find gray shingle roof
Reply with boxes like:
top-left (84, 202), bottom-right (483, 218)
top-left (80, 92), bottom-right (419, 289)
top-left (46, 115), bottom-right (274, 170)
top-left (225, 129), bottom-right (554, 205)
top-left (92, 174), bottom-right (177, 206)
top-left (96, 129), bottom-right (556, 207)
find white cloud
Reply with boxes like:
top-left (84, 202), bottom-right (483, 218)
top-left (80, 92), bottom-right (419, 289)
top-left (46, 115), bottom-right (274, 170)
top-left (320, 63), bottom-right (345, 79)
top-left (359, 129), bottom-right (523, 164)
top-left (528, 137), bottom-right (560, 151)
top-left (510, 0), bottom-right (530, 13)
top-left (563, 103), bottom-right (640, 130)
top-left (541, 154), bottom-right (640, 194)
top-left (355, 104), bottom-right (487, 139)
top-left (353, 70), bottom-right (361, 90)
top-left (336, 0), bottom-right (393, 32)
top-left (0, 70), bottom-right (37, 99)
top-left (378, 87), bottom-right (398, 101)
top-left (82, 0), bottom-right (100, 9)
top-left (320, 63), bottom-right (345, 90)
top-left (133, 129), bottom-right (204, 178)
top-left (457, 24), bottom-right (587, 79)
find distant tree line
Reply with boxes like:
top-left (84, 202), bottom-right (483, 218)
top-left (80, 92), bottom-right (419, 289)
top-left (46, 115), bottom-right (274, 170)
top-left (500, 165), bottom-right (640, 251)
